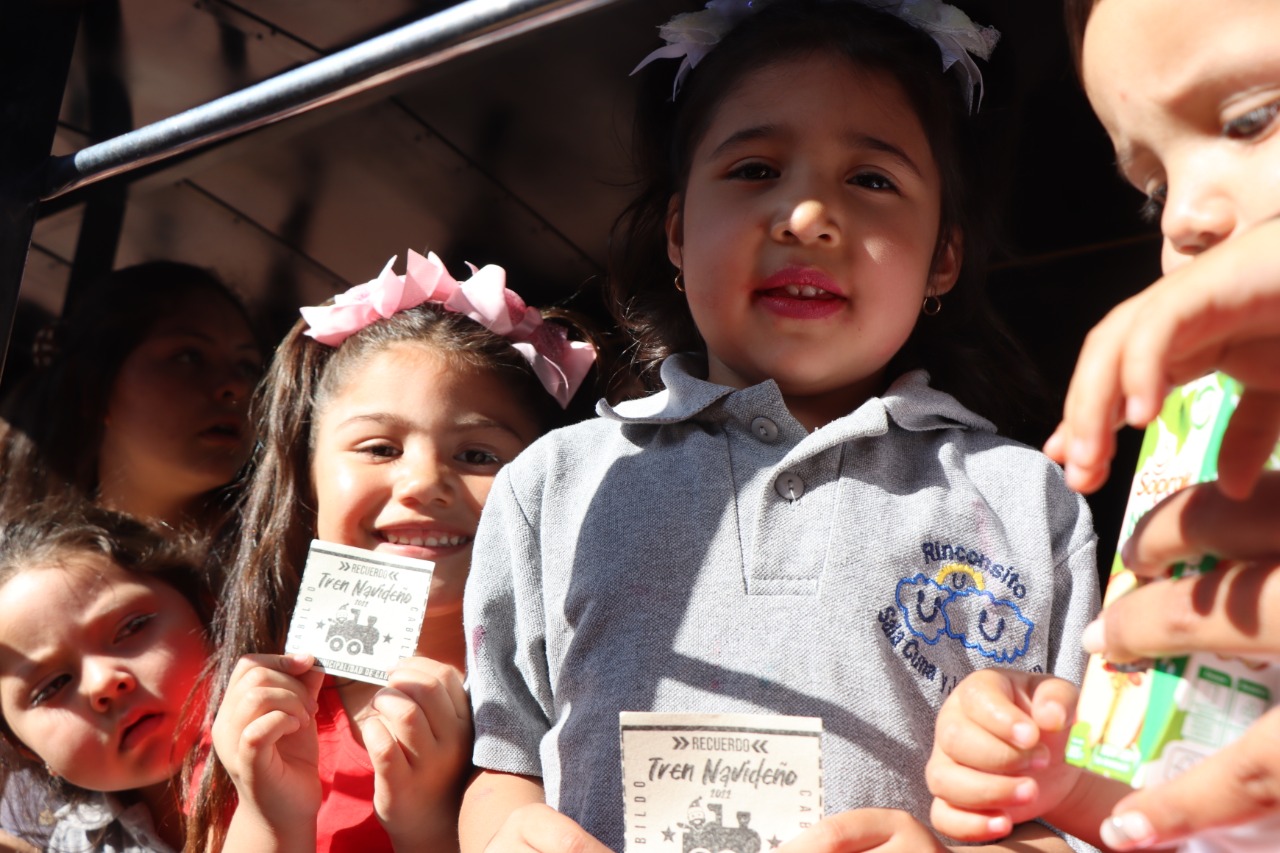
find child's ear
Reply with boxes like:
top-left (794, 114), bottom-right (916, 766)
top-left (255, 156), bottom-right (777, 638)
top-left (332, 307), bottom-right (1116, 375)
top-left (929, 227), bottom-right (963, 296)
top-left (665, 194), bottom-right (684, 269)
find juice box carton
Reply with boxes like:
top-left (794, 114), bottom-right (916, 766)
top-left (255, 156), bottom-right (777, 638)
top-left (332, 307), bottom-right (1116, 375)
top-left (1064, 372), bottom-right (1280, 789)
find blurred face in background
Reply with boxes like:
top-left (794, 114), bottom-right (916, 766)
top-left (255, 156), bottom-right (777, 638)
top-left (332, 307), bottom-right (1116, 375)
top-left (97, 288), bottom-right (262, 519)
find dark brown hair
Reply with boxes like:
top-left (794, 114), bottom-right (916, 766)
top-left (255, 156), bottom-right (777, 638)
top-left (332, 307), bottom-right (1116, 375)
top-left (611, 0), bottom-right (1043, 434)
top-left (0, 262), bottom-right (258, 525)
top-left (188, 299), bottom-right (594, 850)
top-left (0, 503), bottom-right (212, 827)
top-left (1063, 0), bottom-right (1098, 74)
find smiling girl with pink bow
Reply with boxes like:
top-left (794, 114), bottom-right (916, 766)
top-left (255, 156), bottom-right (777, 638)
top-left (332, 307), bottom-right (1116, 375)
top-left (186, 252), bottom-right (595, 852)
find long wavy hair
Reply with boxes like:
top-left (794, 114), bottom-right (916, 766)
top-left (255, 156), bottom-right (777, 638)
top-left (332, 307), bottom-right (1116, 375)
top-left (187, 299), bottom-right (595, 850)
top-left (0, 503), bottom-right (212, 833)
top-left (611, 0), bottom-right (1045, 435)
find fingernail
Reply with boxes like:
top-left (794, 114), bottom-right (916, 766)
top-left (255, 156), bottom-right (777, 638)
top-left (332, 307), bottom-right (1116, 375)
top-left (1069, 436), bottom-right (1095, 464)
top-left (1028, 744), bottom-right (1051, 771)
top-left (1013, 780), bottom-right (1036, 803)
top-left (1125, 396), bottom-right (1156, 427)
top-left (1064, 463), bottom-right (1090, 492)
top-left (1081, 618), bottom-right (1105, 654)
top-left (1012, 722), bottom-right (1037, 748)
top-left (1101, 812), bottom-right (1157, 850)
top-left (987, 814), bottom-right (1012, 835)
top-left (1041, 701), bottom-right (1068, 731)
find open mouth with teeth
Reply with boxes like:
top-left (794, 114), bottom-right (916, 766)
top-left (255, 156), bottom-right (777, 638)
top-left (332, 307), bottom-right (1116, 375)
top-left (380, 532), bottom-right (473, 548)
top-left (756, 279), bottom-right (846, 319)
top-left (774, 283), bottom-right (839, 299)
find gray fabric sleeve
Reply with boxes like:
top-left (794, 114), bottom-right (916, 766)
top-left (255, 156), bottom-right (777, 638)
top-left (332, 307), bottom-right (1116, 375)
top-left (1040, 491), bottom-right (1103, 853)
top-left (1047, 492), bottom-right (1101, 687)
top-left (465, 467), bottom-right (553, 777)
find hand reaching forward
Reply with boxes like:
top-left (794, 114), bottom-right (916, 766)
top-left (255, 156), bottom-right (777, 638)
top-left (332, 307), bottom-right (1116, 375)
top-left (1045, 216), bottom-right (1280, 497)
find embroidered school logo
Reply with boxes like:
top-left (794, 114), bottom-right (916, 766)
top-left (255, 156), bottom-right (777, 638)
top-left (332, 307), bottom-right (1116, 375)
top-left (894, 565), bottom-right (1034, 665)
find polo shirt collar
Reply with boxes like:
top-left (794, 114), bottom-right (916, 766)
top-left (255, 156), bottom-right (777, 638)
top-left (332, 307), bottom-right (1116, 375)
top-left (598, 353), bottom-right (994, 436)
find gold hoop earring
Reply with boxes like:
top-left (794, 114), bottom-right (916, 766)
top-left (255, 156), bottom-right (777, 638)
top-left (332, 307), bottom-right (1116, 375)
top-left (674, 270), bottom-right (686, 293)
top-left (922, 294), bottom-right (942, 316)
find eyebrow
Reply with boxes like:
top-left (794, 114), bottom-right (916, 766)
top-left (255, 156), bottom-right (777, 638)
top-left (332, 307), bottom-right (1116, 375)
top-left (708, 125), bottom-right (922, 177)
top-left (334, 412), bottom-right (527, 441)
top-left (153, 328), bottom-right (260, 353)
top-left (2, 582), bottom-right (155, 685)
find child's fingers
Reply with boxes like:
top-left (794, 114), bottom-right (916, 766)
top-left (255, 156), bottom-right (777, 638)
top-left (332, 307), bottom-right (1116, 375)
top-left (359, 714), bottom-right (407, 781)
top-left (926, 751), bottom-right (1038, 812)
top-left (222, 654), bottom-right (318, 712)
top-left (933, 708), bottom-right (1048, 775)
top-left (1058, 296), bottom-right (1141, 492)
top-left (387, 658), bottom-right (470, 733)
top-left (928, 796), bottom-right (1012, 843)
top-left (1123, 219), bottom-right (1280, 403)
top-left (239, 709), bottom-right (305, 759)
top-left (951, 669), bottom-right (1056, 749)
top-left (1082, 561), bottom-right (1280, 663)
top-left (1042, 424), bottom-right (1066, 464)
top-left (1026, 676), bottom-right (1076, 734)
top-left (223, 660), bottom-right (319, 717)
top-left (228, 652), bottom-right (316, 684)
top-left (1217, 389), bottom-right (1280, 500)
top-left (367, 686), bottom-right (427, 747)
top-left (1121, 475), bottom-right (1280, 573)
top-left (1100, 707), bottom-right (1280, 851)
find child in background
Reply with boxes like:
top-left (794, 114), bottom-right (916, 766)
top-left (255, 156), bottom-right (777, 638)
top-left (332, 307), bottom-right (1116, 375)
top-left (190, 251), bottom-right (595, 852)
top-left (461, 1), bottom-right (1100, 850)
top-left (927, 1), bottom-right (1280, 850)
top-left (0, 261), bottom-right (262, 530)
top-left (0, 505), bottom-right (214, 852)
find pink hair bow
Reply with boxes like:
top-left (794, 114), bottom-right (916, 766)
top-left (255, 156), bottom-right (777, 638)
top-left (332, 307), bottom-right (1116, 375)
top-left (301, 250), bottom-right (596, 408)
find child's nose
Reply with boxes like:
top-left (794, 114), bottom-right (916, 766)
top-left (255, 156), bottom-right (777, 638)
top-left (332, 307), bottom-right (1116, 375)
top-left (1159, 182), bottom-right (1236, 270)
top-left (395, 456), bottom-right (454, 507)
top-left (84, 659), bottom-right (136, 712)
top-left (772, 199), bottom-right (841, 247)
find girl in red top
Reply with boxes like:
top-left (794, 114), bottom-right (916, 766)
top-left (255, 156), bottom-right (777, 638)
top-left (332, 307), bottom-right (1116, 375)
top-left (190, 251), bottom-right (595, 852)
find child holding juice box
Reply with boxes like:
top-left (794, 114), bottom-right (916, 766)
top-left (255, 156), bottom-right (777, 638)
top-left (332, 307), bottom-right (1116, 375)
top-left (926, 0), bottom-right (1280, 849)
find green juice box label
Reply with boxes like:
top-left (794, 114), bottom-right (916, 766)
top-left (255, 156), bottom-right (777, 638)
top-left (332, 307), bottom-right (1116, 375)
top-left (1065, 373), bottom-right (1280, 787)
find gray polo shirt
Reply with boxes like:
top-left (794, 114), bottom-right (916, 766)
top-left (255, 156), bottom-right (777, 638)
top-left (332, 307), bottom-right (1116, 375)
top-left (466, 355), bottom-right (1099, 849)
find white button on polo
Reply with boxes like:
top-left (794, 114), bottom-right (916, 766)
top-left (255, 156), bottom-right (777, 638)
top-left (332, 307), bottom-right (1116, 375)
top-left (750, 417), bottom-right (779, 442)
top-left (774, 472), bottom-right (804, 500)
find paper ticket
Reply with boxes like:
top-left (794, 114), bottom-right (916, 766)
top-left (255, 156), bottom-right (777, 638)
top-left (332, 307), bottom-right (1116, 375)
top-left (285, 540), bottom-right (434, 685)
top-left (619, 712), bottom-right (823, 853)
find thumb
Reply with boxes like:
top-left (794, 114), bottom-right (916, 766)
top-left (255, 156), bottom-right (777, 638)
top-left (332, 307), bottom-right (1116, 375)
top-left (1100, 708), bottom-right (1280, 850)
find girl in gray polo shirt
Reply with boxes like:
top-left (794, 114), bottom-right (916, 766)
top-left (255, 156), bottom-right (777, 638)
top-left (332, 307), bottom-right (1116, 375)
top-left (462, 2), bottom-right (1100, 850)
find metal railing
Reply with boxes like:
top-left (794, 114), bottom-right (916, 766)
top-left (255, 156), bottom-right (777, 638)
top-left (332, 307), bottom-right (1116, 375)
top-left (40, 0), bottom-right (622, 200)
